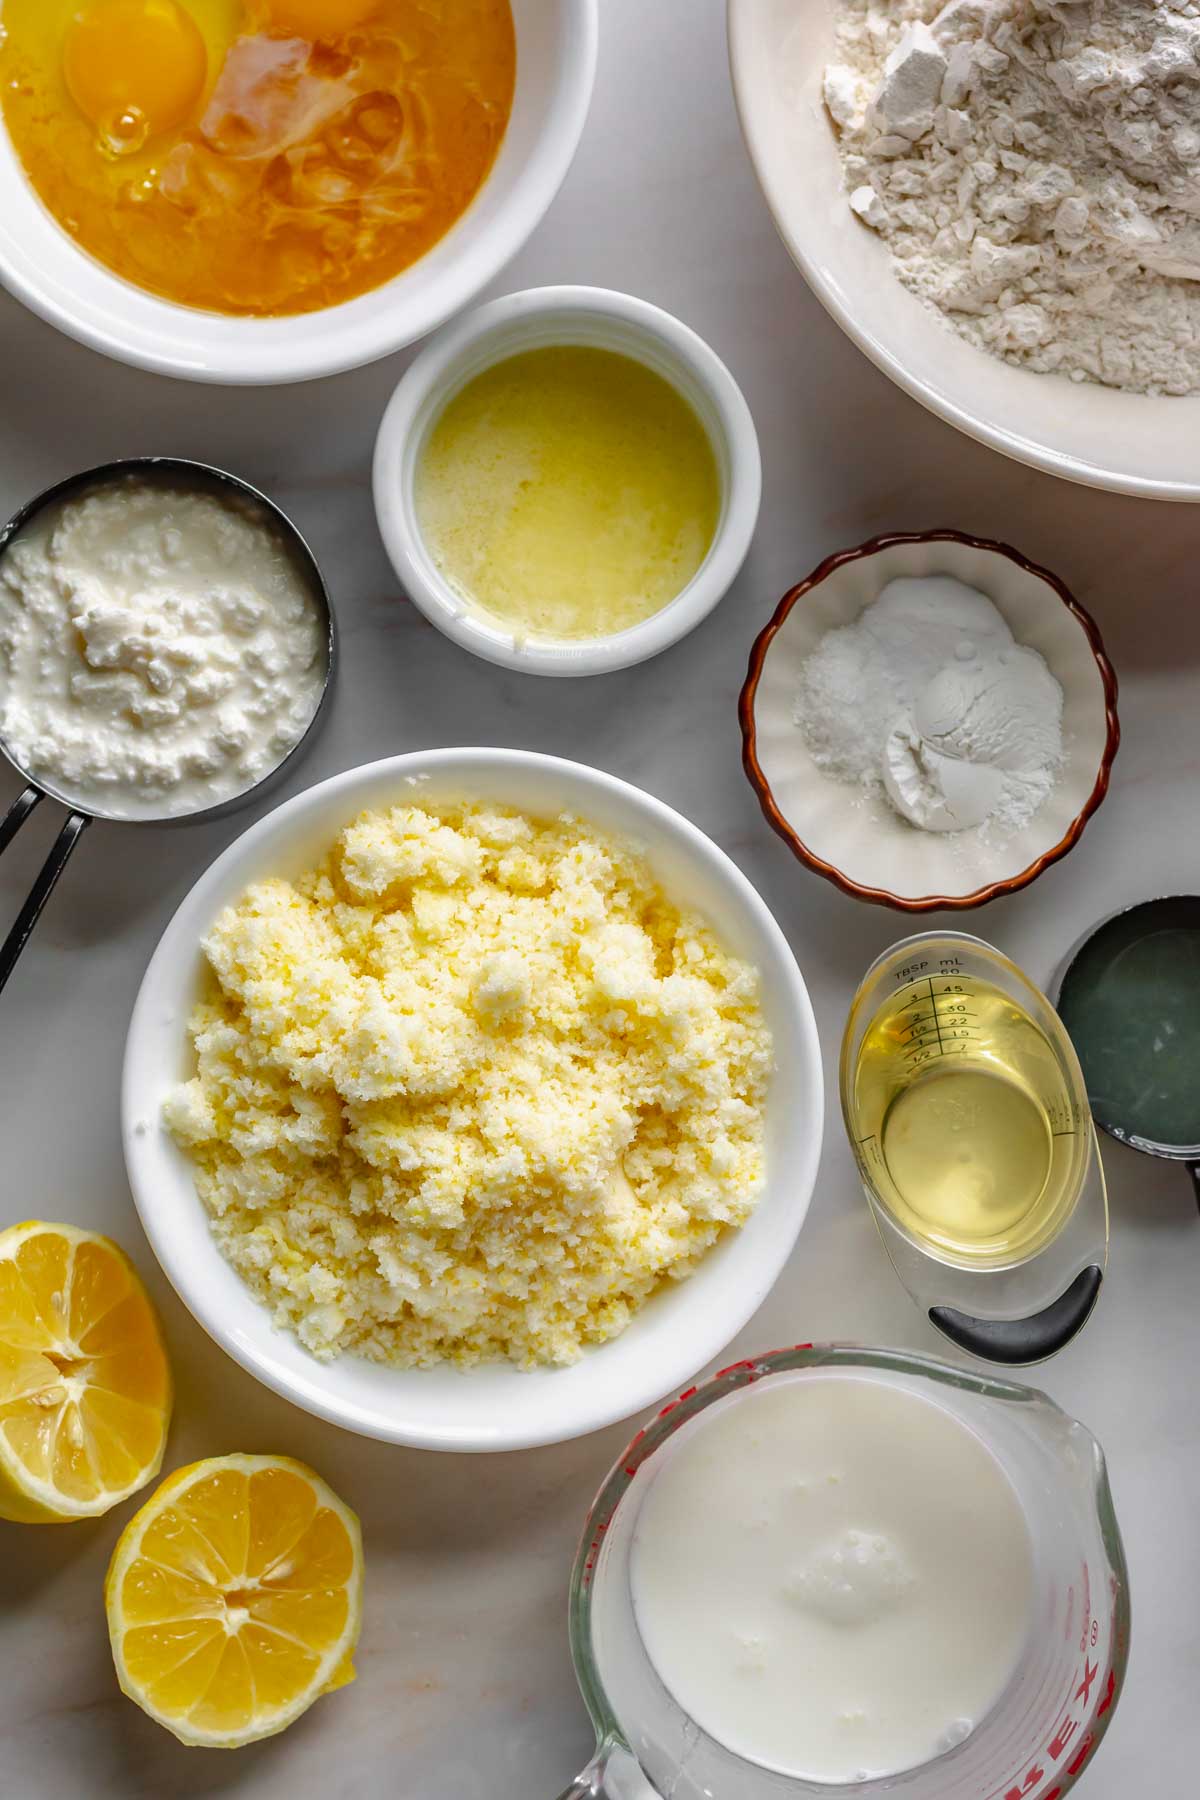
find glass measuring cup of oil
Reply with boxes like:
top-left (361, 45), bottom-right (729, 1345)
top-left (850, 942), bottom-right (1089, 1267)
top-left (841, 934), bottom-right (1108, 1363)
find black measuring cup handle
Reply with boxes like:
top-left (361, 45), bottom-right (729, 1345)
top-left (929, 1265), bottom-right (1104, 1365)
top-left (0, 785), bottom-right (91, 997)
top-left (1189, 1164), bottom-right (1200, 1216)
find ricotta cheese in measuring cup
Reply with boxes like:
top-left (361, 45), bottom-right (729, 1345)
top-left (0, 476), bottom-right (327, 819)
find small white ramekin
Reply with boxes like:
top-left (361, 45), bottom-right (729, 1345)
top-left (372, 286), bottom-right (762, 676)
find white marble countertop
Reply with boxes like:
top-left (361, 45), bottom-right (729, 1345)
top-left (2, 4), bottom-right (1198, 1795)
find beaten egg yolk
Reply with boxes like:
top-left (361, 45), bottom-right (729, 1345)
top-left (264, 0), bottom-right (378, 35)
top-left (62, 0), bottom-right (208, 149)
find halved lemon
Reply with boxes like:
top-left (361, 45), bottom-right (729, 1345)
top-left (106, 1454), bottom-right (364, 1747)
top-left (0, 1221), bottom-right (171, 1524)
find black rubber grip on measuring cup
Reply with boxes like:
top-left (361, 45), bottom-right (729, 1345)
top-left (1189, 1163), bottom-right (1200, 1217)
top-left (929, 1266), bottom-right (1103, 1365)
top-left (0, 787), bottom-right (91, 998)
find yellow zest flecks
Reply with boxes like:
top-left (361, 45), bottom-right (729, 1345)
top-left (164, 800), bottom-right (772, 1370)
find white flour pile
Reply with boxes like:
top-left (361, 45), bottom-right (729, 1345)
top-left (794, 576), bottom-right (1064, 839)
top-left (824, 0), bottom-right (1200, 393)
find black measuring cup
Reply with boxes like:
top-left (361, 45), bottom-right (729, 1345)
top-left (0, 458), bottom-right (336, 997)
top-left (1058, 896), bottom-right (1200, 1208)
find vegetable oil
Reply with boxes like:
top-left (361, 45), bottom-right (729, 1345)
top-left (848, 973), bottom-right (1089, 1268)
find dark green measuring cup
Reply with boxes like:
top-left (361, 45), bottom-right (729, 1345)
top-left (1057, 897), bottom-right (1200, 1208)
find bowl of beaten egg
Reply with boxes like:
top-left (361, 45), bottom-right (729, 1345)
top-left (123, 749), bottom-right (823, 1450)
top-left (0, 1), bottom-right (597, 382)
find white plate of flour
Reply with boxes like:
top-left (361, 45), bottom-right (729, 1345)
top-left (729, 0), bottom-right (1200, 500)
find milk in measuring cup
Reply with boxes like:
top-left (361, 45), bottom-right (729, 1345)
top-left (630, 1372), bottom-right (1033, 1783)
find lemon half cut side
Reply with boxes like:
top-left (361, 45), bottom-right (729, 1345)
top-left (0, 1221), bottom-right (172, 1524)
top-left (106, 1453), bottom-right (365, 1748)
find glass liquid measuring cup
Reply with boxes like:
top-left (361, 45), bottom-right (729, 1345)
top-left (840, 934), bottom-right (1108, 1364)
top-left (557, 1347), bottom-right (1129, 1800)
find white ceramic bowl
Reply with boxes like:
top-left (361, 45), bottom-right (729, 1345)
top-left (372, 286), bottom-right (762, 674)
top-left (0, 2), bottom-right (597, 385)
top-left (741, 533), bottom-right (1119, 910)
top-left (729, 0), bottom-right (1200, 501)
top-left (123, 749), bottom-right (822, 1450)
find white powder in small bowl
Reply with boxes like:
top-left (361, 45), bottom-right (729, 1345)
top-left (793, 575), bottom-right (1063, 839)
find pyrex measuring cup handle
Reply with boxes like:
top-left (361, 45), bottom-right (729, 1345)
top-left (555, 1741), bottom-right (661, 1799)
top-left (1189, 1163), bottom-right (1200, 1216)
top-left (0, 786), bottom-right (91, 997)
top-left (929, 1265), bottom-right (1103, 1365)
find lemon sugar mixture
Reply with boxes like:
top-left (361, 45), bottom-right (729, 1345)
top-left (166, 801), bottom-right (771, 1368)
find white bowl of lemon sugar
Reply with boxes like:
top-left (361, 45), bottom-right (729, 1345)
top-left (372, 285), bottom-right (762, 676)
top-left (122, 748), bottom-right (823, 1452)
top-left (744, 533), bottom-right (1118, 910)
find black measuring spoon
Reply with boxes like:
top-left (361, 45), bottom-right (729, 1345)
top-left (1057, 896), bottom-right (1200, 1208)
